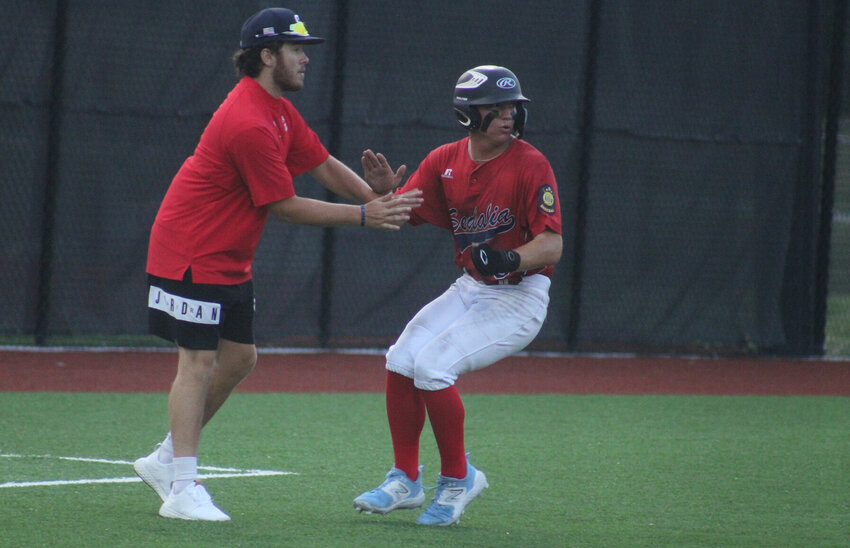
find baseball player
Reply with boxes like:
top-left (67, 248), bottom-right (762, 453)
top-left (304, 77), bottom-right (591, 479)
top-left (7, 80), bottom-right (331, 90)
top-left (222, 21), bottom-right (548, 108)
top-left (134, 7), bottom-right (421, 521)
top-left (354, 65), bottom-right (563, 526)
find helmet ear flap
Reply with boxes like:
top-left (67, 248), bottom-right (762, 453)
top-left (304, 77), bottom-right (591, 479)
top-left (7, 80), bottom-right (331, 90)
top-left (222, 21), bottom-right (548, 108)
top-left (454, 107), bottom-right (482, 131)
top-left (512, 103), bottom-right (527, 139)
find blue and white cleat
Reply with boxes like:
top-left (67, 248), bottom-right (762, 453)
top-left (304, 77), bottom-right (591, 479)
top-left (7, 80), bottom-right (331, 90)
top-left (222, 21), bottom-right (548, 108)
top-left (354, 466), bottom-right (425, 515)
top-left (417, 459), bottom-right (488, 526)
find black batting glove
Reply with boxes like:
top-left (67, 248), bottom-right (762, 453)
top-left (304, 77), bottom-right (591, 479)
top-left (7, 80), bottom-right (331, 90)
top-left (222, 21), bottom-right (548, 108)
top-left (471, 243), bottom-right (521, 276)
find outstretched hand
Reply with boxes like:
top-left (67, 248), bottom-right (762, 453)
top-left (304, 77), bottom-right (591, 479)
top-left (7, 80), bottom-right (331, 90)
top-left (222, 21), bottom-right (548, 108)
top-left (363, 189), bottom-right (423, 231)
top-left (361, 149), bottom-right (407, 195)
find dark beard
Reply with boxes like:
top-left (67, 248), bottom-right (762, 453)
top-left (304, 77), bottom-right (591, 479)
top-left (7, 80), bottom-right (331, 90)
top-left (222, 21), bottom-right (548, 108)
top-left (273, 67), bottom-right (302, 92)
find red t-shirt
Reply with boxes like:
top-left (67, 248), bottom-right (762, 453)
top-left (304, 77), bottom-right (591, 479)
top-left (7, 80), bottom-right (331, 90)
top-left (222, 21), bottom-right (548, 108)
top-left (399, 136), bottom-right (562, 283)
top-left (147, 77), bottom-right (329, 284)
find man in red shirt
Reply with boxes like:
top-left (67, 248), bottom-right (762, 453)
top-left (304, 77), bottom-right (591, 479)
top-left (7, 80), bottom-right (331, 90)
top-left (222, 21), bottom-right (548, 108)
top-left (354, 66), bottom-right (562, 526)
top-left (135, 7), bottom-right (421, 521)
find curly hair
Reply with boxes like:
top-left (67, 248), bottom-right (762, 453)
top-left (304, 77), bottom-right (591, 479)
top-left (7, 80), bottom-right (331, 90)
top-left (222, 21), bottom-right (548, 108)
top-left (232, 42), bottom-right (285, 78)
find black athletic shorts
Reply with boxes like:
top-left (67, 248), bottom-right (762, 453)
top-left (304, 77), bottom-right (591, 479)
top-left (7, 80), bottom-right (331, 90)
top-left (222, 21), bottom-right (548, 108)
top-left (147, 269), bottom-right (255, 350)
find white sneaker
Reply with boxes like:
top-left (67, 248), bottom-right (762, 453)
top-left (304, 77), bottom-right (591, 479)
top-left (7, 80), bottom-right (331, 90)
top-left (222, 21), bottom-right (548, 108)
top-left (134, 446), bottom-right (173, 502)
top-left (159, 481), bottom-right (230, 521)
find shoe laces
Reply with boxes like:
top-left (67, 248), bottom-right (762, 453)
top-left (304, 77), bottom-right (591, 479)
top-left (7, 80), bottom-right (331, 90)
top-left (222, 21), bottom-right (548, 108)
top-left (187, 481), bottom-right (213, 503)
top-left (426, 453), bottom-right (475, 492)
top-left (152, 444), bottom-right (171, 465)
top-left (383, 465), bottom-right (423, 487)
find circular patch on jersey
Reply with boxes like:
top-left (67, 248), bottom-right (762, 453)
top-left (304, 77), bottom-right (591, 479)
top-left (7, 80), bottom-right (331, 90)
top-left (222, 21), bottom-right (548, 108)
top-left (538, 184), bottom-right (556, 215)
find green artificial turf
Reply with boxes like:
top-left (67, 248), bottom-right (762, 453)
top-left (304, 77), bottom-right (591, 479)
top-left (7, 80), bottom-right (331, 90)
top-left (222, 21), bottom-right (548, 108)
top-left (0, 393), bottom-right (847, 547)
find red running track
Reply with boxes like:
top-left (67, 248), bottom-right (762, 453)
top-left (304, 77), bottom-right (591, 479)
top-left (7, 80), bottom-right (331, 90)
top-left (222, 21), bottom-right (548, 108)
top-left (1, 350), bottom-right (849, 395)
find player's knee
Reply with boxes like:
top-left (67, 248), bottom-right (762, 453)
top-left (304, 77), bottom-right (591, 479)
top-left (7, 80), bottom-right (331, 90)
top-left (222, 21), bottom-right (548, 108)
top-left (412, 360), bottom-right (457, 391)
top-left (238, 349), bottom-right (257, 377)
top-left (386, 361), bottom-right (414, 379)
top-left (413, 372), bottom-right (455, 391)
top-left (245, 345), bottom-right (258, 366)
top-left (229, 345), bottom-right (257, 379)
top-left (385, 344), bottom-right (415, 378)
top-left (409, 337), bottom-right (463, 390)
top-left (177, 349), bottom-right (218, 383)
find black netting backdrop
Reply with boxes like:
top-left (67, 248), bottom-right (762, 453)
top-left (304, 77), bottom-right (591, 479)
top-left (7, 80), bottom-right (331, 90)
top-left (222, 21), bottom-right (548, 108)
top-left (0, 1), bottom-right (840, 355)
top-left (580, 2), bottom-right (810, 352)
top-left (0, 3), bottom-right (55, 337)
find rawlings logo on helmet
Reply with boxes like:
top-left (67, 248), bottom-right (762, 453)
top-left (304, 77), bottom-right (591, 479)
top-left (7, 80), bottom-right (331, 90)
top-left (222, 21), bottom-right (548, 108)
top-left (496, 77), bottom-right (517, 89)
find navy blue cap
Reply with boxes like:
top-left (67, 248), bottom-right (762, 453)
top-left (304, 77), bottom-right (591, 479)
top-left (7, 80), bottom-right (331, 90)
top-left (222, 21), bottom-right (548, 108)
top-left (239, 8), bottom-right (324, 49)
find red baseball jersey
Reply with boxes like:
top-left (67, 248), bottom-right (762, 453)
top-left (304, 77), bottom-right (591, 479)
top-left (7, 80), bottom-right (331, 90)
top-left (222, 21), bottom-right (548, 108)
top-left (147, 76), bottom-right (329, 284)
top-left (399, 136), bottom-right (561, 284)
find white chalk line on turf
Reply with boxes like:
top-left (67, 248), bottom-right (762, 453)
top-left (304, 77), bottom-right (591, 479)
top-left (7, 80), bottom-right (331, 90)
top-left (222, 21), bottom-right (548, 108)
top-left (0, 453), bottom-right (295, 489)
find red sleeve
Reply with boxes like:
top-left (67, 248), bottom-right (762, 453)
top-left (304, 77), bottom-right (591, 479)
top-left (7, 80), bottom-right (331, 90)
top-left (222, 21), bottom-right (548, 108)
top-left (226, 101), bottom-right (329, 208)
top-left (280, 100), bottom-right (330, 178)
top-left (522, 158), bottom-right (562, 238)
top-left (229, 125), bottom-right (296, 207)
top-left (399, 148), bottom-right (451, 230)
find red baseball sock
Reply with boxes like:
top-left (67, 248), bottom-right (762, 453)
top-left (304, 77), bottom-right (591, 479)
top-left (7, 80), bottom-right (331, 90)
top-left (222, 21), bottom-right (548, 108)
top-left (421, 385), bottom-right (466, 479)
top-left (386, 371), bottom-right (425, 481)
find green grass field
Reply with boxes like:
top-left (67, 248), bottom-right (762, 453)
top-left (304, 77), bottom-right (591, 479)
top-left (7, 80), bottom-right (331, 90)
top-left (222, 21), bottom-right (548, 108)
top-left (1, 392), bottom-right (847, 547)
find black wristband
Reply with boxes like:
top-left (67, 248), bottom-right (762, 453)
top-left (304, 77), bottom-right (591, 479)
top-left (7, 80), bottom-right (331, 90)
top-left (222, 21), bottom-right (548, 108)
top-left (360, 204), bottom-right (366, 227)
top-left (471, 244), bottom-right (521, 276)
top-left (500, 249), bottom-right (521, 272)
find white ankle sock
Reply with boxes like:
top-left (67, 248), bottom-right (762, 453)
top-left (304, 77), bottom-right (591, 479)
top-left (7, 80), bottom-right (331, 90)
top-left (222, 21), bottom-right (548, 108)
top-left (157, 432), bottom-right (174, 464)
top-left (172, 456), bottom-right (197, 494)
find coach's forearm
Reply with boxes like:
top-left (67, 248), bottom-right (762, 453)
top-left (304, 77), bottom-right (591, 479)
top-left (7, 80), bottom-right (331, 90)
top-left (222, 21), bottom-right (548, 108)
top-left (309, 156), bottom-right (378, 203)
top-left (269, 195), bottom-right (360, 227)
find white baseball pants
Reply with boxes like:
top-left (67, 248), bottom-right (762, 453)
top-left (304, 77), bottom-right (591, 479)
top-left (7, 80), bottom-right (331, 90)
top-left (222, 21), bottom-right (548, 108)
top-left (386, 273), bottom-right (550, 390)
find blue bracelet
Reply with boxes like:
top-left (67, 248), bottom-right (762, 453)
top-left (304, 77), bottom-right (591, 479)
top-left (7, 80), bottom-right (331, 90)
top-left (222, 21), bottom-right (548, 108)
top-left (360, 204), bottom-right (366, 227)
